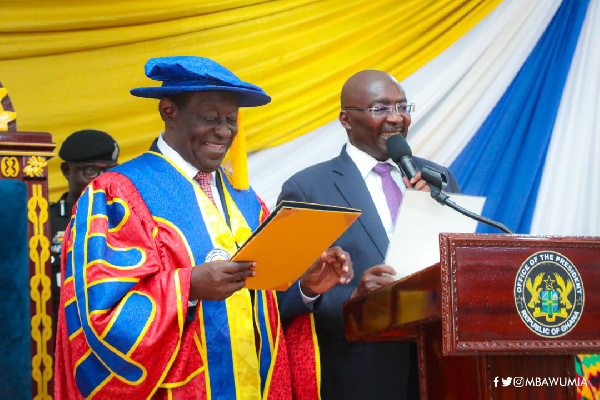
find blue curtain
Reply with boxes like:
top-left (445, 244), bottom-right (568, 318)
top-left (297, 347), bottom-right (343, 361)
top-left (451, 0), bottom-right (591, 233)
top-left (0, 180), bottom-right (31, 399)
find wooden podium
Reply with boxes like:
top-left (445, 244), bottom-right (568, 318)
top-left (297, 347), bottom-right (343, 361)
top-left (343, 233), bottom-right (600, 399)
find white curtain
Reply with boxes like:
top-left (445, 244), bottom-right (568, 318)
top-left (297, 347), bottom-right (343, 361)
top-left (530, 0), bottom-right (600, 235)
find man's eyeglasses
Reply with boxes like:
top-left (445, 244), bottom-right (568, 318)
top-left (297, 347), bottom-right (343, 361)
top-left (71, 163), bottom-right (117, 179)
top-left (344, 102), bottom-right (416, 118)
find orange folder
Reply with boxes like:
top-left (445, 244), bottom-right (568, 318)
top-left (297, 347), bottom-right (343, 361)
top-left (233, 201), bottom-right (361, 291)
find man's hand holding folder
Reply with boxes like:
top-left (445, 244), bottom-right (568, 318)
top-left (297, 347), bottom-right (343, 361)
top-left (300, 246), bottom-right (353, 297)
top-left (233, 201), bottom-right (362, 291)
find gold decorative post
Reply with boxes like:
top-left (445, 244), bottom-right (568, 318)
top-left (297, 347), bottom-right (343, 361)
top-left (1, 80), bottom-right (56, 399)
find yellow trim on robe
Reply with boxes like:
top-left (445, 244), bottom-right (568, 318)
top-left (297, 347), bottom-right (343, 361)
top-left (227, 289), bottom-right (262, 399)
top-left (311, 313), bottom-right (322, 400)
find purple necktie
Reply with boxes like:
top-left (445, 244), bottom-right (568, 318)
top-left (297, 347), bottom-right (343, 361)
top-left (373, 163), bottom-right (403, 225)
top-left (194, 171), bottom-right (216, 206)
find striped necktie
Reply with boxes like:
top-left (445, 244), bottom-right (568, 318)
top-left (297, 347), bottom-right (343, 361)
top-left (194, 171), bottom-right (216, 206)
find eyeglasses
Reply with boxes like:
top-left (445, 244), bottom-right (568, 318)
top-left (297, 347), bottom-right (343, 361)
top-left (71, 163), bottom-right (117, 179)
top-left (344, 102), bottom-right (416, 118)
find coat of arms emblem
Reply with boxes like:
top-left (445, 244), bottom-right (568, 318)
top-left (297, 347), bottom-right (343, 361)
top-left (514, 251), bottom-right (584, 338)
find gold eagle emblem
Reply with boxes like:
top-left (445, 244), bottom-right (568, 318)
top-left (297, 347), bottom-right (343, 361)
top-left (554, 272), bottom-right (573, 309)
top-left (525, 272), bottom-right (544, 308)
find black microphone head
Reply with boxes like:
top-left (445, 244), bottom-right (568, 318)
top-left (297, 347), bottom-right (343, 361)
top-left (385, 134), bottom-right (412, 162)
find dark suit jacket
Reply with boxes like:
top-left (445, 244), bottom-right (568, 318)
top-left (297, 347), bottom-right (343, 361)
top-left (277, 146), bottom-right (460, 400)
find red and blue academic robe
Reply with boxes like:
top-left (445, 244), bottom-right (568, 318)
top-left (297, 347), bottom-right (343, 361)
top-left (54, 151), bottom-right (319, 399)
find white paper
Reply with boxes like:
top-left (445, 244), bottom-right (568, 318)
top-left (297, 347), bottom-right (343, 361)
top-left (384, 190), bottom-right (486, 280)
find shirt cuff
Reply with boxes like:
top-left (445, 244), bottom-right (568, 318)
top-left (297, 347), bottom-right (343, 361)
top-left (299, 280), bottom-right (320, 308)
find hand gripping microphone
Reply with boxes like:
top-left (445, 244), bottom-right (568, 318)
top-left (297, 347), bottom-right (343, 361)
top-left (385, 134), bottom-right (513, 234)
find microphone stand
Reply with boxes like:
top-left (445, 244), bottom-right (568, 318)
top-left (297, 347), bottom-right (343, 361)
top-left (420, 166), bottom-right (514, 234)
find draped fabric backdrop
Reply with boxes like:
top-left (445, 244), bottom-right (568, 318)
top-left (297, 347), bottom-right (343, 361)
top-left (246, 0), bottom-right (600, 239)
top-left (1, 0), bottom-right (598, 398)
top-left (0, 0), bottom-right (501, 200)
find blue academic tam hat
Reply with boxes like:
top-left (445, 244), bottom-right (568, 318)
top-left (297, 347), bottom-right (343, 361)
top-left (130, 56), bottom-right (271, 107)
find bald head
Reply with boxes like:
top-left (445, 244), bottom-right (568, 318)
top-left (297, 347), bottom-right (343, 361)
top-left (340, 70), bottom-right (403, 109)
top-left (338, 70), bottom-right (411, 161)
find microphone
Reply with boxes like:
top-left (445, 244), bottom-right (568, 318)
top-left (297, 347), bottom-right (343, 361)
top-left (385, 134), bottom-right (418, 180)
top-left (385, 134), bottom-right (513, 234)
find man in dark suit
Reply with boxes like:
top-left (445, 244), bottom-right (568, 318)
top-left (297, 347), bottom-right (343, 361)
top-left (277, 70), bottom-right (460, 400)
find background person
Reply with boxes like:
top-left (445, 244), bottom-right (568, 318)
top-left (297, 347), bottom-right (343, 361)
top-left (49, 129), bottom-right (119, 342)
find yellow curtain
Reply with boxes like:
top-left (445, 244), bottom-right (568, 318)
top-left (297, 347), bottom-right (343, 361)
top-left (0, 0), bottom-right (501, 200)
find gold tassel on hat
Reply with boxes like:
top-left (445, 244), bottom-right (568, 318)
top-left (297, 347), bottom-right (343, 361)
top-left (229, 110), bottom-right (249, 190)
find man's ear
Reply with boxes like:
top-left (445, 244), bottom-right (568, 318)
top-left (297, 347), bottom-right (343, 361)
top-left (339, 110), bottom-right (351, 130)
top-left (159, 98), bottom-right (177, 123)
top-left (60, 162), bottom-right (70, 180)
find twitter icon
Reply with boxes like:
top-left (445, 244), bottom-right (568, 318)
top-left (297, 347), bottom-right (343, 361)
top-left (502, 377), bottom-right (512, 387)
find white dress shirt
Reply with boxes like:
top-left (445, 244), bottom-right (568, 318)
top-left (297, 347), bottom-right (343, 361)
top-left (157, 134), bottom-right (225, 217)
top-left (345, 141), bottom-right (407, 241)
